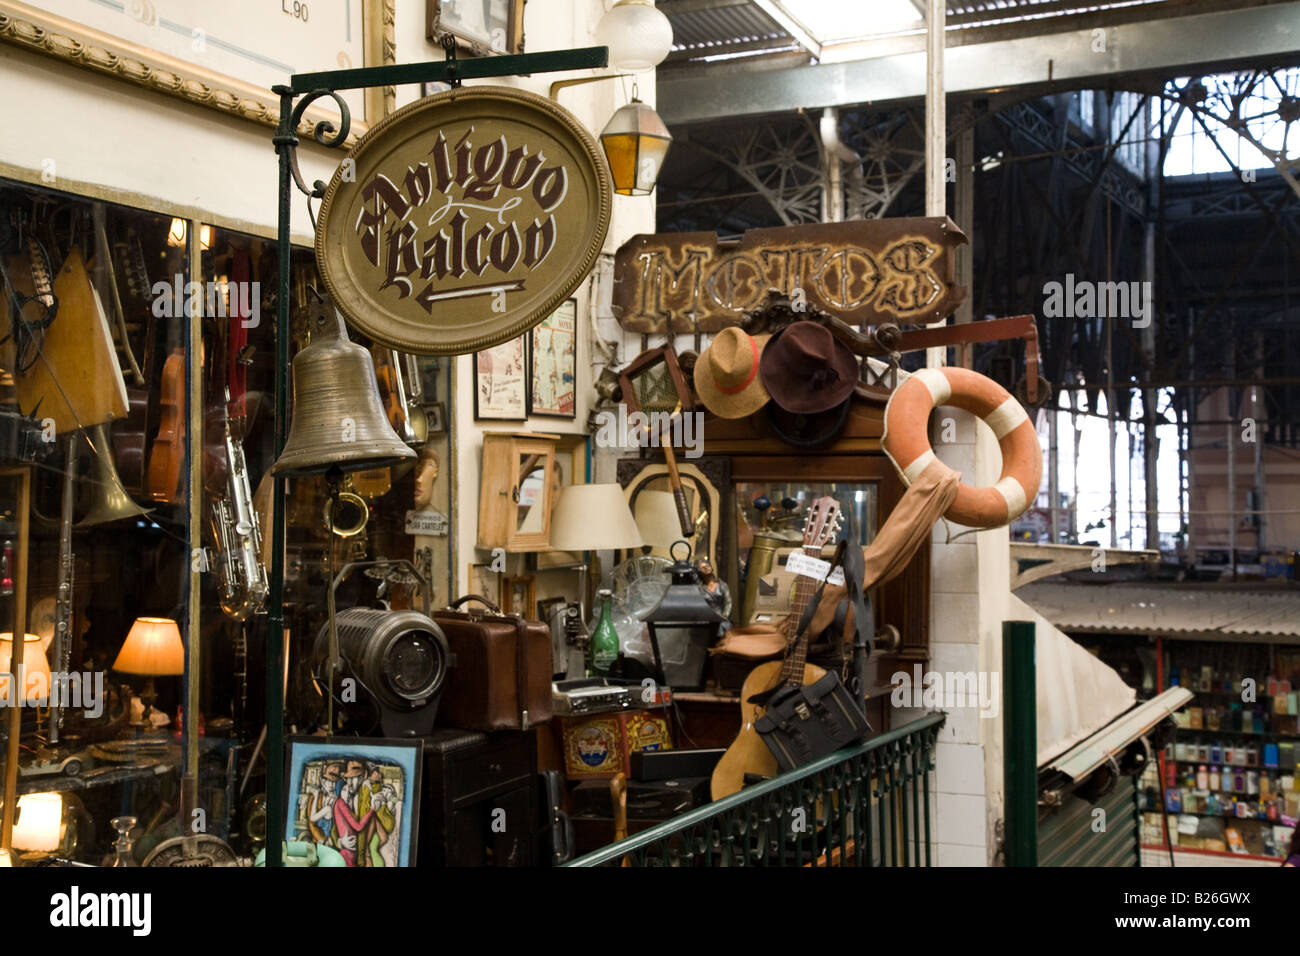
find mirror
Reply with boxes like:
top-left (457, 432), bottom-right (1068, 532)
top-left (516, 456), bottom-right (548, 534)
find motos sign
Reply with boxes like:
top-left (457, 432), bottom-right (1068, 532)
top-left (611, 219), bottom-right (967, 333)
top-left (317, 86), bottom-right (611, 355)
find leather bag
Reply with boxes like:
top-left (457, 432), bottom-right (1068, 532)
top-left (754, 541), bottom-right (872, 772)
top-left (432, 595), bottom-right (553, 731)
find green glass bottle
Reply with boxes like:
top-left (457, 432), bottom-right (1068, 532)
top-left (591, 589), bottom-right (619, 677)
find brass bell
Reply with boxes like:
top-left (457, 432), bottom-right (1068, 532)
top-left (271, 303), bottom-right (416, 477)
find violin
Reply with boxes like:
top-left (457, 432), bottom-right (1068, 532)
top-left (147, 347), bottom-right (185, 503)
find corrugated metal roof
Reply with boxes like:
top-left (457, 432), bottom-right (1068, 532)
top-left (666, 2), bottom-right (794, 55)
top-left (1017, 582), bottom-right (1300, 641)
top-left (661, 0), bottom-right (1175, 57)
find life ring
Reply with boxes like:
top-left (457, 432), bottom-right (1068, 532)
top-left (882, 367), bottom-right (1042, 529)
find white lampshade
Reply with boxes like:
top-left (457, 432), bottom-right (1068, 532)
top-left (633, 490), bottom-right (684, 549)
top-left (12, 792), bottom-right (63, 852)
top-left (550, 484), bottom-right (644, 552)
top-left (596, 0), bottom-right (673, 72)
top-left (0, 633), bottom-right (50, 704)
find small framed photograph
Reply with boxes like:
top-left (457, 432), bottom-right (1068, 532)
top-left (529, 299), bottom-right (577, 418)
top-left (502, 575), bottom-right (535, 617)
top-left (427, 0), bottom-right (525, 56)
top-left (423, 401), bottom-right (447, 436)
top-left (466, 563), bottom-right (501, 606)
top-left (474, 335), bottom-right (528, 421)
top-left (286, 736), bottom-right (422, 867)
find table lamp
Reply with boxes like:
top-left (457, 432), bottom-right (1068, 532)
top-left (112, 617), bottom-right (184, 724)
top-left (11, 792), bottom-right (62, 855)
top-left (549, 484), bottom-right (643, 678)
top-left (0, 633), bottom-right (50, 705)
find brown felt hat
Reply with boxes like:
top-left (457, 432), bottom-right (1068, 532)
top-left (694, 327), bottom-right (771, 419)
top-left (759, 321), bottom-right (858, 414)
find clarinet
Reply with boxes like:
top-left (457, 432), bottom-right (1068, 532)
top-left (51, 434), bottom-right (77, 743)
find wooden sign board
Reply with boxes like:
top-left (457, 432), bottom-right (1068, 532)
top-left (611, 218), bottom-right (967, 334)
top-left (316, 86), bottom-right (612, 356)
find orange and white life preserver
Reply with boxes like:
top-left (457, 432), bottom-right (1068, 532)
top-left (882, 367), bottom-right (1042, 529)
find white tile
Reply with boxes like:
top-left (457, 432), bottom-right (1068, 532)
top-left (931, 594), bottom-right (979, 644)
top-left (930, 540), bottom-right (979, 594)
top-left (932, 642), bottom-right (980, 676)
top-left (937, 792), bottom-right (986, 846)
top-left (931, 405), bottom-right (977, 444)
top-left (938, 704), bottom-right (981, 745)
top-left (936, 743), bottom-right (986, 796)
top-left (937, 843), bottom-right (988, 867)
top-left (934, 441), bottom-right (976, 478)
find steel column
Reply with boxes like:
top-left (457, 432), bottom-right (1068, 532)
top-left (1003, 620), bottom-right (1037, 867)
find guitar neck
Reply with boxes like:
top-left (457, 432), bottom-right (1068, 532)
top-left (779, 544), bottom-right (824, 686)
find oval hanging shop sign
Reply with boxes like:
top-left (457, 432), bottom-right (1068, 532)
top-left (316, 86), bottom-right (612, 355)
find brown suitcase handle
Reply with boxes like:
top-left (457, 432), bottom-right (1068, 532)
top-left (448, 593), bottom-right (501, 613)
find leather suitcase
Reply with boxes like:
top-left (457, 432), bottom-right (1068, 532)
top-left (434, 595), bottom-right (553, 731)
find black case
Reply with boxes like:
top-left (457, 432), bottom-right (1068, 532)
top-left (754, 671), bottom-right (871, 773)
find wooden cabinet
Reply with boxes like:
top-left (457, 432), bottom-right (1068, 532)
top-left (476, 431), bottom-right (560, 551)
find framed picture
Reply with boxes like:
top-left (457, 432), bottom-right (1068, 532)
top-left (424, 401), bottom-right (447, 436)
top-left (467, 563), bottom-right (501, 606)
top-left (474, 335), bottom-right (528, 421)
top-left (529, 299), bottom-right (577, 418)
top-left (427, 0), bottom-right (525, 56)
top-left (285, 736), bottom-right (422, 867)
top-left (502, 575), bottom-right (535, 617)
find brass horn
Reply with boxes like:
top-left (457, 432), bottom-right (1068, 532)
top-left (76, 424), bottom-right (154, 527)
top-left (270, 302), bottom-right (416, 477)
top-left (323, 491), bottom-right (369, 538)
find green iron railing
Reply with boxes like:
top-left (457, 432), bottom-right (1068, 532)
top-left (566, 712), bottom-right (946, 867)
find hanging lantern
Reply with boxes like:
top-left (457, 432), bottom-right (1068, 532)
top-left (638, 541), bottom-right (727, 690)
top-left (595, 0), bottom-right (674, 72)
top-left (599, 98), bottom-right (672, 197)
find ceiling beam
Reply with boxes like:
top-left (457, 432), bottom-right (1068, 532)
top-left (657, 2), bottom-right (1300, 125)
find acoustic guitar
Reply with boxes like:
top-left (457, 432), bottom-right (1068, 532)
top-left (711, 495), bottom-right (843, 800)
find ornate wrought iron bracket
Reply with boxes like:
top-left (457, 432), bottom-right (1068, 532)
top-left (264, 44), bottom-right (611, 870)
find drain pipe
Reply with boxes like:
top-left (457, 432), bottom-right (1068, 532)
top-left (820, 107), bottom-right (863, 222)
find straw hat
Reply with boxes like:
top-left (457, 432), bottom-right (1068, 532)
top-left (693, 327), bottom-right (771, 419)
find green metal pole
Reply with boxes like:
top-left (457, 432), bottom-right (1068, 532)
top-left (1002, 619), bottom-right (1037, 867)
top-left (265, 85), bottom-right (296, 868)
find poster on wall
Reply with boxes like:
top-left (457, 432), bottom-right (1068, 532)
top-left (285, 737), bottom-right (422, 867)
top-left (26, 0), bottom-right (368, 121)
top-left (529, 298), bottom-right (576, 418)
top-left (474, 335), bottom-right (528, 420)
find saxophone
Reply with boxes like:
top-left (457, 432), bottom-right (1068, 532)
top-left (208, 409), bottom-right (269, 620)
